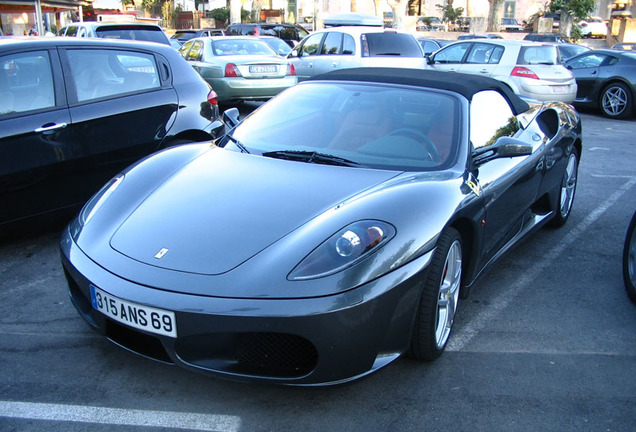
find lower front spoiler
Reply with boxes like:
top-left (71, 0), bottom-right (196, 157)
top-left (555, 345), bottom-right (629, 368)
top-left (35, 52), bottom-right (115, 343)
top-left (60, 231), bottom-right (433, 386)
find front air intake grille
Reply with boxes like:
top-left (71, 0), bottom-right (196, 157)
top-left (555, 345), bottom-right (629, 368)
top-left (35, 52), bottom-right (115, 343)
top-left (105, 319), bottom-right (173, 364)
top-left (234, 332), bottom-right (318, 377)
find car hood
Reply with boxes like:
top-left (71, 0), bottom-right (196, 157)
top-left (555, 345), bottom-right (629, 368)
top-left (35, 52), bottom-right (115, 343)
top-left (109, 147), bottom-right (400, 275)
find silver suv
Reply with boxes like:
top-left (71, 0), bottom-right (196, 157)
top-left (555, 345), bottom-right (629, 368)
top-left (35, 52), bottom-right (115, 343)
top-left (288, 26), bottom-right (426, 82)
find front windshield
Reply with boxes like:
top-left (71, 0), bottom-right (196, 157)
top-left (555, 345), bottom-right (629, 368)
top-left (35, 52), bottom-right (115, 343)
top-left (229, 82), bottom-right (461, 171)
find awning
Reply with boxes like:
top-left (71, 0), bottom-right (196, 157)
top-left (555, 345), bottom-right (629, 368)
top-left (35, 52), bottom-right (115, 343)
top-left (0, 0), bottom-right (91, 34)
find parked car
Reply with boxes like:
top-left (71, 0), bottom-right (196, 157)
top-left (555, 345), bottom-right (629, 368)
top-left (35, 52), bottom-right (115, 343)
top-left (612, 42), bottom-right (636, 51)
top-left (179, 36), bottom-right (297, 104)
top-left (564, 49), bottom-right (636, 118)
top-left (624, 212), bottom-right (636, 304)
top-left (578, 17), bottom-right (607, 38)
top-left (457, 33), bottom-right (503, 40)
top-left (524, 33), bottom-right (571, 43)
top-left (416, 16), bottom-right (446, 31)
top-left (61, 67), bottom-right (582, 385)
top-left (417, 37), bottom-right (453, 56)
top-left (225, 23), bottom-right (309, 48)
top-left (57, 22), bottom-right (171, 45)
top-left (0, 37), bottom-right (221, 231)
top-left (427, 39), bottom-right (577, 103)
top-left (256, 35), bottom-right (292, 56)
top-left (288, 26), bottom-right (425, 82)
top-left (500, 18), bottom-right (523, 32)
top-left (555, 42), bottom-right (591, 61)
top-left (170, 28), bottom-right (225, 45)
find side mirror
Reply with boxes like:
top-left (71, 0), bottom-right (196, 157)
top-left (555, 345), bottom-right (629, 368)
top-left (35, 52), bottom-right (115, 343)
top-left (427, 55), bottom-right (435, 65)
top-left (472, 137), bottom-right (532, 166)
top-left (222, 107), bottom-right (240, 128)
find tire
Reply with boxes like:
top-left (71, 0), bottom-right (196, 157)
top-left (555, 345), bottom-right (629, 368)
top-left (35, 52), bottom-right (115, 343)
top-left (548, 149), bottom-right (579, 228)
top-left (623, 212), bottom-right (636, 304)
top-left (600, 82), bottom-right (633, 119)
top-left (408, 228), bottom-right (462, 361)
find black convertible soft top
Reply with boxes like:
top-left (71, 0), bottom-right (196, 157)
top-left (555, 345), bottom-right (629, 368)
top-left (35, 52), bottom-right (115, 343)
top-left (311, 67), bottom-right (531, 115)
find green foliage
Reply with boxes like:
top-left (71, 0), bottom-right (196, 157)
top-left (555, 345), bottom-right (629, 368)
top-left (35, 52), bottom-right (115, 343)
top-left (436, 4), bottom-right (464, 23)
top-left (548, 0), bottom-right (595, 20)
top-left (211, 7), bottom-right (230, 22)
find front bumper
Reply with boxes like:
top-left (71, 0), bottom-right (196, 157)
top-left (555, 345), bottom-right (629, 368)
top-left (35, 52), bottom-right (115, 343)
top-left (60, 227), bottom-right (433, 386)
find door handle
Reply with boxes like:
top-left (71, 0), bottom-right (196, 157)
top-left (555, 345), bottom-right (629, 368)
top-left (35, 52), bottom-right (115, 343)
top-left (35, 123), bottom-right (67, 134)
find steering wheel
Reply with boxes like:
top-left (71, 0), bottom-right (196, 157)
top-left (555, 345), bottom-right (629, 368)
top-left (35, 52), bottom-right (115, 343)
top-left (387, 128), bottom-right (440, 162)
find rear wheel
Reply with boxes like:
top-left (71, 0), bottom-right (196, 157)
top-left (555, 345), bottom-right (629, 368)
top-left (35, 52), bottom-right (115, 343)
top-left (623, 212), bottom-right (636, 304)
top-left (549, 149), bottom-right (579, 228)
top-left (600, 82), bottom-right (633, 119)
top-left (408, 228), bottom-right (462, 361)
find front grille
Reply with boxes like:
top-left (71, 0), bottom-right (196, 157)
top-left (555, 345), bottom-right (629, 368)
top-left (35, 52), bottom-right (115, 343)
top-left (234, 332), bottom-right (318, 377)
top-left (175, 332), bottom-right (318, 378)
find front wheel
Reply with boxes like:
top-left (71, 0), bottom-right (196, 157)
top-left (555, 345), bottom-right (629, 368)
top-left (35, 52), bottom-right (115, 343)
top-left (623, 212), bottom-right (636, 304)
top-left (408, 228), bottom-right (462, 361)
top-left (600, 82), bottom-right (633, 119)
top-left (549, 149), bottom-right (579, 228)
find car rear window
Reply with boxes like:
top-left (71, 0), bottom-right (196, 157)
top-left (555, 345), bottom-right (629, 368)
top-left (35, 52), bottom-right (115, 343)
top-left (95, 26), bottom-right (169, 45)
top-left (517, 45), bottom-right (559, 65)
top-left (364, 33), bottom-right (423, 57)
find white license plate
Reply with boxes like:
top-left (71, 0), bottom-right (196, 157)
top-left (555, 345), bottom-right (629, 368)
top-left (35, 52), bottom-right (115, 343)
top-left (552, 85), bottom-right (568, 93)
top-left (249, 65), bottom-right (277, 74)
top-left (90, 285), bottom-right (177, 338)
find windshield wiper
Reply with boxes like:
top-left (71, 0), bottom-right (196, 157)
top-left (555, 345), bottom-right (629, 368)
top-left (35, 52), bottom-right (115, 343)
top-left (225, 134), bottom-right (250, 154)
top-left (262, 150), bottom-right (361, 167)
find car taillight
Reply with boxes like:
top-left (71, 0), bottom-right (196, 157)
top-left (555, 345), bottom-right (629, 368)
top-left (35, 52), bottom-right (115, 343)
top-left (225, 63), bottom-right (241, 77)
top-left (286, 63), bottom-right (296, 76)
top-left (511, 66), bottom-right (539, 80)
top-left (207, 89), bottom-right (218, 106)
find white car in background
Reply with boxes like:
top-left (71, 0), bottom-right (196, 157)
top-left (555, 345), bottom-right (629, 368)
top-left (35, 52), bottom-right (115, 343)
top-left (426, 39), bottom-right (577, 103)
top-left (287, 26), bottom-right (426, 82)
top-left (578, 17), bottom-right (608, 38)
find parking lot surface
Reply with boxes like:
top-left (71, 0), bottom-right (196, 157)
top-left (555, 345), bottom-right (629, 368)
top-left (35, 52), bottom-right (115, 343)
top-left (0, 109), bottom-right (635, 431)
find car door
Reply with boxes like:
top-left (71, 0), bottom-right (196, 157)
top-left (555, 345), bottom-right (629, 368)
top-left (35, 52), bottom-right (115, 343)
top-left (565, 52), bottom-right (612, 101)
top-left (0, 47), bottom-right (73, 226)
top-left (458, 42), bottom-right (505, 77)
top-left (288, 32), bottom-right (325, 82)
top-left (59, 46), bottom-right (180, 205)
top-left (470, 90), bottom-right (545, 267)
top-left (428, 42), bottom-right (471, 72)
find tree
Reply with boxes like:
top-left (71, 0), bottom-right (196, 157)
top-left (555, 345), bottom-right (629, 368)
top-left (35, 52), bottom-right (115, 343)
top-left (386, 0), bottom-right (409, 29)
top-left (547, 0), bottom-right (595, 37)
top-left (436, 4), bottom-right (464, 23)
top-left (486, 0), bottom-right (505, 32)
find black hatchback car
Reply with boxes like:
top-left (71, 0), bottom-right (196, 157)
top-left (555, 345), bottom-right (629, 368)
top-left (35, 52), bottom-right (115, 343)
top-left (0, 37), bottom-right (221, 232)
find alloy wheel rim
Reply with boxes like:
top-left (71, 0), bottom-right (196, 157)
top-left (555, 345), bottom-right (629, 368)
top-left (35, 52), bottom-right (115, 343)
top-left (435, 240), bottom-right (462, 349)
top-left (602, 86), bottom-right (627, 116)
top-left (560, 153), bottom-right (578, 217)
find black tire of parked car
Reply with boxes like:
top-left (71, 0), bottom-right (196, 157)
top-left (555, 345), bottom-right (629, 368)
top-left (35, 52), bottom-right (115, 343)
top-left (408, 227), bottom-right (462, 361)
top-left (623, 212), bottom-right (636, 304)
top-left (600, 82), bottom-right (633, 119)
top-left (548, 149), bottom-right (579, 228)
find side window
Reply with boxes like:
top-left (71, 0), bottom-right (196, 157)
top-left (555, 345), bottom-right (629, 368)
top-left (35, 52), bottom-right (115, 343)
top-left (470, 90), bottom-right (518, 149)
top-left (0, 50), bottom-right (55, 116)
top-left (65, 26), bottom-right (77, 37)
top-left (342, 34), bottom-right (355, 55)
top-left (67, 49), bottom-right (160, 102)
top-left (321, 32), bottom-right (342, 55)
top-left (186, 40), bottom-right (203, 61)
top-left (179, 40), bottom-right (193, 58)
top-left (433, 43), bottom-right (470, 64)
top-left (466, 43), bottom-right (494, 64)
top-left (567, 53), bottom-right (607, 69)
top-left (299, 33), bottom-right (324, 57)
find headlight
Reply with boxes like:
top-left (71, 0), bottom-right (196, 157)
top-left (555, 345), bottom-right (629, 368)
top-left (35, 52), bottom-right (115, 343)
top-left (78, 174), bottom-right (124, 227)
top-left (288, 220), bottom-right (396, 281)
